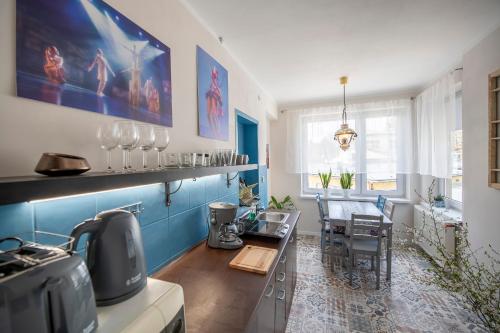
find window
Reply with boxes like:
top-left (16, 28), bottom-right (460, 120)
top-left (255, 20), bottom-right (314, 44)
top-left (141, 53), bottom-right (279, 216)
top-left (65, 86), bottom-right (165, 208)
top-left (365, 116), bottom-right (398, 193)
top-left (446, 91), bottom-right (463, 203)
top-left (298, 100), bottom-right (412, 197)
top-left (300, 116), bottom-right (361, 195)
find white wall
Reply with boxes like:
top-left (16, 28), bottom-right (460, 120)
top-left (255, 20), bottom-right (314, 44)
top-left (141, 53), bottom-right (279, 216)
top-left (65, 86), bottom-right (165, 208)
top-left (0, 0), bottom-right (276, 177)
top-left (462, 26), bottom-right (500, 254)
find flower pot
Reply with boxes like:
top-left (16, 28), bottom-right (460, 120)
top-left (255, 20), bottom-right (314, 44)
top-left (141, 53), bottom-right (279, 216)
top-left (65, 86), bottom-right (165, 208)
top-left (322, 188), bottom-right (329, 198)
top-left (342, 189), bottom-right (350, 198)
top-left (434, 200), bottom-right (445, 208)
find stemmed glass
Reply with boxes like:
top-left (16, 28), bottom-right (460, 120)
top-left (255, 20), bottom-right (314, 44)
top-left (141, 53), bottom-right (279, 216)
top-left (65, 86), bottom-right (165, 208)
top-left (153, 127), bottom-right (170, 169)
top-left (138, 124), bottom-right (156, 170)
top-left (117, 121), bottom-right (139, 172)
top-left (97, 123), bottom-right (119, 172)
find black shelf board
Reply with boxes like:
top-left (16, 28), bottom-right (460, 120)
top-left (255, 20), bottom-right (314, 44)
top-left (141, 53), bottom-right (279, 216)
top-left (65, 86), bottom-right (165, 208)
top-left (0, 164), bottom-right (257, 205)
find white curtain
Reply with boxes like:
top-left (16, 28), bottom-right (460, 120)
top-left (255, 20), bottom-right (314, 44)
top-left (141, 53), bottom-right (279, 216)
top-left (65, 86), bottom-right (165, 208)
top-left (285, 99), bottom-right (413, 176)
top-left (415, 74), bottom-right (457, 179)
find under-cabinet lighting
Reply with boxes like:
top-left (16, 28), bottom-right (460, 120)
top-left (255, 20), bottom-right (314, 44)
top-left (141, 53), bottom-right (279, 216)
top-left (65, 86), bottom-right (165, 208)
top-left (28, 183), bottom-right (162, 204)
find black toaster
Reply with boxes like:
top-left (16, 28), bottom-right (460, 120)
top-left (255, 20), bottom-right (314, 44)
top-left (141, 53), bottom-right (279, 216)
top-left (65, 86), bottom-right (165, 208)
top-left (0, 239), bottom-right (98, 333)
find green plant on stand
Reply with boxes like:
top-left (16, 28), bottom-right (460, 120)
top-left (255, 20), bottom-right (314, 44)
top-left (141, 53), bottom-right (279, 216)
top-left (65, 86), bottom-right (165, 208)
top-left (318, 169), bottom-right (332, 197)
top-left (340, 172), bottom-right (354, 198)
top-left (268, 195), bottom-right (296, 210)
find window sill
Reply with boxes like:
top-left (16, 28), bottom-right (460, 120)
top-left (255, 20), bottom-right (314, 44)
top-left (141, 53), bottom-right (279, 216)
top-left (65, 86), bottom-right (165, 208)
top-left (415, 202), bottom-right (463, 223)
top-left (300, 194), bottom-right (412, 204)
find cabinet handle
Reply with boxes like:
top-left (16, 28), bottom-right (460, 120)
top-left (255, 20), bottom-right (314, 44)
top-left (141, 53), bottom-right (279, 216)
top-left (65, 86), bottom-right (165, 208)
top-left (277, 272), bottom-right (286, 282)
top-left (280, 255), bottom-right (287, 264)
top-left (276, 289), bottom-right (286, 301)
top-left (264, 284), bottom-right (274, 298)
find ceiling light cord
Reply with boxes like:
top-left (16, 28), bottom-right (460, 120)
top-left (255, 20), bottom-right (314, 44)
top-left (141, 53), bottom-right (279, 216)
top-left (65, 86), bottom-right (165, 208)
top-left (342, 83), bottom-right (347, 124)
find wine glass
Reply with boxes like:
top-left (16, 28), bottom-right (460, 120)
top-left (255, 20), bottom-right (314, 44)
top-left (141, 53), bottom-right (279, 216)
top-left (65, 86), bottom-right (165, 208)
top-left (128, 136), bottom-right (140, 171)
top-left (138, 124), bottom-right (156, 170)
top-left (153, 127), bottom-right (170, 169)
top-left (117, 121), bottom-right (139, 172)
top-left (97, 123), bottom-right (119, 172)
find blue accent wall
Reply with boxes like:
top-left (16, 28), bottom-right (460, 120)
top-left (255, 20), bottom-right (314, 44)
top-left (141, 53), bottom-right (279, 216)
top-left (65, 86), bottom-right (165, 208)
top-left (0, 174), bottom-right (239, 275)
top-left (236, 110), bottom-right (260, 196)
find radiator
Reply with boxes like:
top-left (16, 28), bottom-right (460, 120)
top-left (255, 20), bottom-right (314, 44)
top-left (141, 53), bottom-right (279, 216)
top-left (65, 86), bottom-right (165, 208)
top-left (413, 204), bottom-right (461, 264)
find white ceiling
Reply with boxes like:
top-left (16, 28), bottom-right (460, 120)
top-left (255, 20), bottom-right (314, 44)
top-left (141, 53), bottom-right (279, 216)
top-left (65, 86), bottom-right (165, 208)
top-left (183, 0), bottom-right (500, 106)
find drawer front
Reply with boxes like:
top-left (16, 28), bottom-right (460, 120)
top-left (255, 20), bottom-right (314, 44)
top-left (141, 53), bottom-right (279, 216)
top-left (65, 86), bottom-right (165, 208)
top-left (256, 275), bottom-right (276, 333)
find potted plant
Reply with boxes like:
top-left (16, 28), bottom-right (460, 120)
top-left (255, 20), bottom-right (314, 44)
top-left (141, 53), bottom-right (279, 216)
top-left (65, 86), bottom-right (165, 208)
top-left (433, 194), bottom-right (445, 208)
top-left (268, 195), bottom-right (296, 210)
top-left (340, 172), bottom-right (354, 198)
top-left (318, 169), bottom-right (332, 197)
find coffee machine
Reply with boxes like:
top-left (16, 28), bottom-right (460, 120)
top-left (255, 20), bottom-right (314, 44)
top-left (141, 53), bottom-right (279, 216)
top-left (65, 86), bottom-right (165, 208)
top-left (207, 202), bottom-right (244, 249)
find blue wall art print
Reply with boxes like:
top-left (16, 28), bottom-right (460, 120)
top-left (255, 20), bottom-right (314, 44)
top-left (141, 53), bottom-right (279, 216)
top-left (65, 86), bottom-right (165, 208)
top-left (196, 46), bottom-right (229, 141)
top-left (16, 0), bottom-right (173, 127)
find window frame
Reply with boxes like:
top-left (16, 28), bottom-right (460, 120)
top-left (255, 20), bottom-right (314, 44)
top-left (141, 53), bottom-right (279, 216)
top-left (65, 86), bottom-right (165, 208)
top-left (299, 107), bottom-right (408, 198)
top-left (446, 88), bottom-right (463, 205)
top-left (301, 173), bottom-right (362, 196)
top-left (360, 173), bottom-right (406, 197)
top-left (301, 173), bottom-right (406, 198)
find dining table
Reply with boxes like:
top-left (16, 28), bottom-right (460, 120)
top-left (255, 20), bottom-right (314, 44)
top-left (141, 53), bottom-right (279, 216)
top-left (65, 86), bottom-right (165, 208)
top-left (326, 200), bottom-right (393, 280)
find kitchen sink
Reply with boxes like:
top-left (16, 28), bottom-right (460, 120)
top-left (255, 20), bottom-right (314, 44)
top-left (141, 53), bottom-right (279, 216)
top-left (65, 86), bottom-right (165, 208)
top-left (256, 212), bottom-right (289, 223)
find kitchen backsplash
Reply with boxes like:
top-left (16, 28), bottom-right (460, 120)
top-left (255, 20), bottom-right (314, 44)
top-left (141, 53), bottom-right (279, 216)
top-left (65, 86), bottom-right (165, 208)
top-left (0, 168), bottom-right (267, 275)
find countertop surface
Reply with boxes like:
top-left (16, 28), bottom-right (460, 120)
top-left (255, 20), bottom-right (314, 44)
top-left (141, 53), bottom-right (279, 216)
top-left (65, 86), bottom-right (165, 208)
top-left (153, 210), bottom-right (300, 333)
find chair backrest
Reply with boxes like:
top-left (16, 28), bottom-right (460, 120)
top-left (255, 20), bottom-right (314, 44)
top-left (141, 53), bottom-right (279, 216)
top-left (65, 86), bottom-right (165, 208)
top-left (347, 214), bottom-right (384, 252)
top-left (315, 193), bottom-right (325, 220)
top-left (383, 200), bottom-right (395, 220)
top-left (376, 195), bottom-right (387, 212)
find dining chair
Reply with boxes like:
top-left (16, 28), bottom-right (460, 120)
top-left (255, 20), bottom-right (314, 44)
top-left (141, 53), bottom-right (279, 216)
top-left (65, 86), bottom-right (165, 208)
top-left (375, 195), bottom-right (387, 212)
top-left (315, 193), bottom-right (330, 263)
top-left (383, 200), bottom-right (395, 220)
top-left (330, 222), bottom-right (347, 271)
top-left (378, 199), bottom-right (395, 259)
top-left (344, 213), bottom-right (384, 289)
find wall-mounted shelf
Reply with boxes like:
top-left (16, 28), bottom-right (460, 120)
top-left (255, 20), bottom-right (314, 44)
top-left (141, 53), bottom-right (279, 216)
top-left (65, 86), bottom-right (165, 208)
top-left (0, 164), bottom-right (257, 205)
top-left (488, 68), bottom-right (500, 189)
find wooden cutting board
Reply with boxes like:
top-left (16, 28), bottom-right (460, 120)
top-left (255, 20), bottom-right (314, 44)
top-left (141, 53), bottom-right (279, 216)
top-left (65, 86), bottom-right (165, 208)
top-left (229, 245), bottom-right (278, 275)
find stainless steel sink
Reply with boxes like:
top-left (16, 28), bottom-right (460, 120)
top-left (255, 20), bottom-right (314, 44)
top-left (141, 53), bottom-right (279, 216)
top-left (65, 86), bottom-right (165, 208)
top-left (256, 212), bottom-right (289, 223)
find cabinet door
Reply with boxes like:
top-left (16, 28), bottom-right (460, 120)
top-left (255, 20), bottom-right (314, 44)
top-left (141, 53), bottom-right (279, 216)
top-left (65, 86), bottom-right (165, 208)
top-left (275, 255), bottom-right (287, 333)
top-left (257, 276), bottom-right (276, 333)
top-left (285, 226), bottom-right (297, 317)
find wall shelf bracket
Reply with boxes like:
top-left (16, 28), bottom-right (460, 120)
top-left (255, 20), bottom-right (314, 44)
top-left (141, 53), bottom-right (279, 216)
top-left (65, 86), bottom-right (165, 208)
top-left (165, 180), bottom-right (183, 207)
top-left (226, 172), bottom-right (239, 188)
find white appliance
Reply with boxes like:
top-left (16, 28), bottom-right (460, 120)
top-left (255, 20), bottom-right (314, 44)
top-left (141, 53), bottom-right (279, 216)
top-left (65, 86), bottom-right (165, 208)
top-left (413, 204), bottom-right (461, 264)
top-left (96, 278), bottom-right (185, 333)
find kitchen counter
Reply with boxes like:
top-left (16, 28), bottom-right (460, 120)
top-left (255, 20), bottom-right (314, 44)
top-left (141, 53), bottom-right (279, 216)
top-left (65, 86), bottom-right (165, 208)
top-left (154, 210), bottom-right (300, 333)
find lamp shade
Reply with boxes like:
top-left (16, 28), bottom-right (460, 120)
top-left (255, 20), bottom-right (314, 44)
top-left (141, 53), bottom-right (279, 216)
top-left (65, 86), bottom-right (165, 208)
top-left (334, 123), bottom-right (357, 151)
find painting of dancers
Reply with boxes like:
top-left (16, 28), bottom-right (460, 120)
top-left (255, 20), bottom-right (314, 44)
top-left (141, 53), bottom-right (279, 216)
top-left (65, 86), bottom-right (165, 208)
top-left (196, 46), bottom-right (229, 141)
top-left (16, 0), bottom-right (172, 127)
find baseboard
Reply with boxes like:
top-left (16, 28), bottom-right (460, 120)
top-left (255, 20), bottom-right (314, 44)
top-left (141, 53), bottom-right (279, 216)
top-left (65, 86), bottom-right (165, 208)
top-left (297, 230), bottom-right (321, 237)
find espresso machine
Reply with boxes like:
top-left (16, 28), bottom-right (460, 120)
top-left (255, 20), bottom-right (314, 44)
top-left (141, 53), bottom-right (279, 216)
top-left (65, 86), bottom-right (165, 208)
top-left (207, 202), bottom-right (244, 249)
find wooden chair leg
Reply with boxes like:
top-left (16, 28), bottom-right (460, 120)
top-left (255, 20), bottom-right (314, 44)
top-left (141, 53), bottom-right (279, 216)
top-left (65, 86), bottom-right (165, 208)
top-left (348, 252), bottom-right (353, 286)
top-left (376, 255), bottom-right (381, 290)
top-left (320, 231), bottom-right (324, 263)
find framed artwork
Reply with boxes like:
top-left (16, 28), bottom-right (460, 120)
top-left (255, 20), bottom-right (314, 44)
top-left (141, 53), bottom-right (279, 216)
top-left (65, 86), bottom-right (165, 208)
top-left (16, 0), bottom-right (173, 127)
top-left (196, 46), bottom-right (229, 140)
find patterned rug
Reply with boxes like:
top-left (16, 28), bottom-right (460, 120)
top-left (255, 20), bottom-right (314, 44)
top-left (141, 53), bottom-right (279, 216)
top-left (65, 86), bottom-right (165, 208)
top-left (285, 235), bottom-right (488, 333)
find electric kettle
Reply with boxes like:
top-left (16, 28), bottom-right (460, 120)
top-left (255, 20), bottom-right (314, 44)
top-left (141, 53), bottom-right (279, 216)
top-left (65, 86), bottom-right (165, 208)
top-left (70, 209), bottom-right (147, 306)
